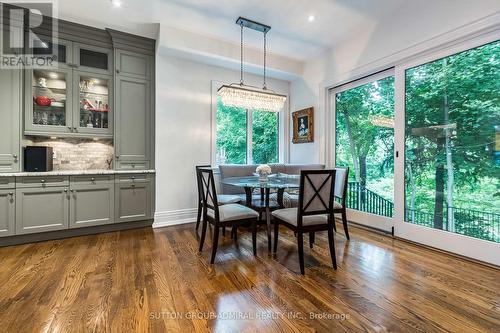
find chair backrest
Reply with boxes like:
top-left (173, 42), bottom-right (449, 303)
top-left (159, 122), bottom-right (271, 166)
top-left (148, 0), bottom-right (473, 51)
top-left (334, 166), bottom-right (349, 205)
top-left (297, 170), bottom-right (336, 225)
top-left (195, 165), bottom-right (211, 202)
top-left (198, 168), bottom-right (220, 219)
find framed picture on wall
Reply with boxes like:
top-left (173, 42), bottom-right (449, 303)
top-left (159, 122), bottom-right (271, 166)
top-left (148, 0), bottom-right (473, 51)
top-left (292, 107), bottom-right (314, 143)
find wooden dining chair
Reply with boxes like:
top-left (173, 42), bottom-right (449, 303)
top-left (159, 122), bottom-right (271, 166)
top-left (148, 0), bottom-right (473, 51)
top-left (272, 170), bottom-right (337, 275)
top-left (308, 166), bottom-right (350, 248)
top-left (333, 166), bottom-right (350, 240)
top-left (195, 165), bottom-right (241, 231)
top-left (198, 168), bottom-right (260, 264)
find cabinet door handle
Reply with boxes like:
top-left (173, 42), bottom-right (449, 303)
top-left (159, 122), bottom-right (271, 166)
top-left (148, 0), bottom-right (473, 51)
top-left (116, 69), bottom-right (120, 74)
top-left (8, 192), bottom-right (13, 196)
top-left (64, 189), bottom-right (68, 192)
top-left (91, 177), bottom-right (96, 181)
top-left (40, 179), bottom-right (46, 183)
top-left (115, 155), bottom-right (120, 159)
top-left (73, 127), bottom-right (77, 131)
top-left (13, 154), bottom-right (18, 159)
top-left (68, 126), bottom-right (73, 132)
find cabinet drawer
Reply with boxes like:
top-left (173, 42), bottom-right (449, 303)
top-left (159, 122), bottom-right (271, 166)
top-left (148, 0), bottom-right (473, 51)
top-left (17, 176), bottom-right (70, 188)
top-left (116, 174), bottom-right (149, 183)
top-left (0, 177), bottom-right (15, 189)
top-left (70, 175), bottom-right (114, 185)
top-left (117, 161), bottom-right (149, 170)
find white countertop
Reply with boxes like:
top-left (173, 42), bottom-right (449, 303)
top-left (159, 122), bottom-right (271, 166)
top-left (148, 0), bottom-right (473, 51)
top-left (0, 169), bottom-right (156, 177)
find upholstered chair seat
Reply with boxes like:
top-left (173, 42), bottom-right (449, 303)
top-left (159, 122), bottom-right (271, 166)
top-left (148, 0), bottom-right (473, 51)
top-left (272, 208), bottom-right (328, 227)
top-left (208, 204), bottom-right (259, 222)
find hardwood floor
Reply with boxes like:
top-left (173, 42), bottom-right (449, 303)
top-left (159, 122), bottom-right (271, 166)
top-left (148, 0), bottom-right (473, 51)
top-left (0, 223), bottom-right (498, 333)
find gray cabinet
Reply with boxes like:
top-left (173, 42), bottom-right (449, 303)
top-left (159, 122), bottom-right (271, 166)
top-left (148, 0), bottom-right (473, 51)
top-left (115, 175), bottom-right (152, 223)
top-left (115, 76), bottom-right (151, 166)
top-left (0, 69), bottom-right (21, 172)
top-left (115, 50), bottom-right (150, 79)
top-left (74, 43), bottom-right (113, 75)
top-left (16, 186), bottom-right (70, 235)
top-left (0, 189), bottom-right (15, 237)
top-left (25, 68), bottom-right (113, 138)
top-left (69, 176), bottom-right (114, 228)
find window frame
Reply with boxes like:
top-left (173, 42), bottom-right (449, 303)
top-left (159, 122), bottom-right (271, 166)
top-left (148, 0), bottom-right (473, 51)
top-left (211, 81), bottom-right (288, 165)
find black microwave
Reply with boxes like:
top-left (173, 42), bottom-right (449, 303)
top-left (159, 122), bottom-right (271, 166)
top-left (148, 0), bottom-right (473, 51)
top-left (24, 146), bottom-right (53, 172)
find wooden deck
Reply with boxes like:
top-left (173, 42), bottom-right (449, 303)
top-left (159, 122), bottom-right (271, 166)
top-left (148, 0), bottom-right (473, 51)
top-left (0, 223), bottom-right (498, 332)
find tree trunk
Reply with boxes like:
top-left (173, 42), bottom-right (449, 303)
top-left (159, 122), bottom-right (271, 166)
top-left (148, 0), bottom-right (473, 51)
top-left (359, 155), bottom-right (367, 210)
top-left (343, 111), bottom-right (360, 182)
top-left (407, 164), bottom-right (417, 222)
top-left (443, 66), bottom-right (455, 232)
top-left (434, 138), bottom-right (445, 230)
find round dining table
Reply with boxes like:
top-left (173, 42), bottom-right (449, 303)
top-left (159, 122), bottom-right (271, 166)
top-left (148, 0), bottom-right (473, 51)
top-left (222, 175), bottom-right (300, 252)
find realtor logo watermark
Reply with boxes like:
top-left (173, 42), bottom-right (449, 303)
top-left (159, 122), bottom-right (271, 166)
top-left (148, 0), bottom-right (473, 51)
top-left (0, 0), bottom-right (59, 68)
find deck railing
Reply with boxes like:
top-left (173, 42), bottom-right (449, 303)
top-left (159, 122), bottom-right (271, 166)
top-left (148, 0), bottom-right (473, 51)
top-left (346, 182), bottom-right (499, 242)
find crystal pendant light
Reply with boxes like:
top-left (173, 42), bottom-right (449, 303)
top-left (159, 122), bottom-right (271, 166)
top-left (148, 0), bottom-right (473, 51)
top-left (218, 17), bottom-right (286, 112)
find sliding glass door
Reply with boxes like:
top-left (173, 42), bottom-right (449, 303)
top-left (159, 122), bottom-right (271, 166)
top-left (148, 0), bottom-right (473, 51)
top-left (393, 34), bottom-right (500, 264)
top-left (403, 40), bottom-right (499, 242)
top-left (332, 70), bottom-right (395, 231)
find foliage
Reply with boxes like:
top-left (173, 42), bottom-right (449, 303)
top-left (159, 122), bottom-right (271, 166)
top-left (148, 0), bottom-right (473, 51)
top-left (216, 97), bottom-right (279, 165)
top-left (335, 40), bottom-right (500, 242)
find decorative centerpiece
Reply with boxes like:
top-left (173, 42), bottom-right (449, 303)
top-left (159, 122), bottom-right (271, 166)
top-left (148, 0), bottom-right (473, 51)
top-left (256, 164), bottom-right (272, 182)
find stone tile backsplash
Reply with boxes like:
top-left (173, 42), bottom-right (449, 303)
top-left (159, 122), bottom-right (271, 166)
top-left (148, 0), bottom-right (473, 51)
top-left (25, 137), bottom-right (114, 170)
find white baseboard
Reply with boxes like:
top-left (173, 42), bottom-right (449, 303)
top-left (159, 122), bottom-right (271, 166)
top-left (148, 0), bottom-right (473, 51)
top-left (153, 208), bottom-right (197, 229)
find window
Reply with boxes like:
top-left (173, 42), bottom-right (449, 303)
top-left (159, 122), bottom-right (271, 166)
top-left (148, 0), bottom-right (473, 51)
top-left (216, 96), bottom-right (279, 165)
top-left (405, 40), bottom-right (499, 242)
top-left (334, 74), bottom-right (395, 218)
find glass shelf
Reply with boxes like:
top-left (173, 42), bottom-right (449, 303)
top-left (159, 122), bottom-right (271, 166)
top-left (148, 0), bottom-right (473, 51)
top-left (32, 69), bottom-right (68, 127)
top-left (79, 76), bottom-right (109, 129)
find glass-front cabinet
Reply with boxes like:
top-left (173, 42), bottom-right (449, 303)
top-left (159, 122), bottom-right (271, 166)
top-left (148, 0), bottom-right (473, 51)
top-left (25, 40), bottom-right (113, 138)
top-left (28, 68), bottom-right (73, 133)
top-left (76, 73), bottom-right (111, 135)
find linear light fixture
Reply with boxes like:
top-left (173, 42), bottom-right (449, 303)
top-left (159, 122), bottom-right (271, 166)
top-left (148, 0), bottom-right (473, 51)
top-left (218, 17), bottom-right (286, 112)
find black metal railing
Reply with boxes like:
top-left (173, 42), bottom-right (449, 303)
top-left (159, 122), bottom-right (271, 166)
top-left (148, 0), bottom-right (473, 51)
top-left (405, 207), bottom-right (500, 243)
top-left (347, 182), bottom-right (393, 217)
top-left (346, 181), bottom-right (499, 242)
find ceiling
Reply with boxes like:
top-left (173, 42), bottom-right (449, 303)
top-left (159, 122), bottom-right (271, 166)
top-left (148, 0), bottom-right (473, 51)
top-left (56, 0), bottom-right (409, 61)
top-left (56, 0), bottom-right (500, 62)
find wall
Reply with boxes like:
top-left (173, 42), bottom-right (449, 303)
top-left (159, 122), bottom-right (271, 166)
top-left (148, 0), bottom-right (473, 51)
top-left (25, 137), bottom-right (113, 170)
top-left (154, 53), bottom-right (290, 226)
top-left (289, 1), bottom-right (500, 164)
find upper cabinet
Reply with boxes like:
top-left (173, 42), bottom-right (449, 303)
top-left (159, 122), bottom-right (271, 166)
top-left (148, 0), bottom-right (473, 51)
top-left (116, 49), bottom-right (150, 79)
top-left (109, 29), bottom-right (155, 170)
top-left (25, 38), bottom-right (113, 138)
top-left (74, 43), bottom-right (112, 75)
top-left (0, 69), bottom-right (21, 172)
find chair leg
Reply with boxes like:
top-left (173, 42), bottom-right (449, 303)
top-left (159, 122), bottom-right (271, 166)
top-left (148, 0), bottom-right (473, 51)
top-left (222, 226), bottom-right (226, 237)
top-left (199, 217), bottom-right (208, 252)
top-left (233, 226), bottom-right (238, 241)
top-left (252, 220), bottom-right (257, 256)
top-left (195, 201), bottom-right (202, 231)
top-left (297, 232), bottom-right (305, 275)
top-left (309, 232), bottom-right (315, 248)
top-left (273, 222), bottom-right (279, 253)
top-left (332, 218), bottom-right (337, 232)
top-left (327, 224), bottom-right (338, 270)
top-left (341, 209), bottom-right (350, 240)
top-left (210, 226), bottom-right (220, 264)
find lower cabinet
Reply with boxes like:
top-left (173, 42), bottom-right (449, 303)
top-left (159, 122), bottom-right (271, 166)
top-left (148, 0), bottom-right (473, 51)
top-left (115, 176), bottom-right (152, 223)
top-left (69, 177), bottom-right (115, 229)
top-left (0, 189), bottom-right (15, 237)
top-left (16, 186), bottom-right (70, 235)
top-left (0, 173), bottom-right (154, 238)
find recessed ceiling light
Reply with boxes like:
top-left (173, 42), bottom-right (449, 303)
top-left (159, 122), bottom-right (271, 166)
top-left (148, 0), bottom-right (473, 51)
top-left (308, 15), bottom-right (315, 22)
top-left (111, 0), bottom-right (122, 8)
